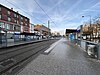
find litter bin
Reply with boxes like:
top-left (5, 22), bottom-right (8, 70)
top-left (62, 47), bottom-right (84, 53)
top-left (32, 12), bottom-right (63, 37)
top-left (87, 45), bottom-right (95, 57)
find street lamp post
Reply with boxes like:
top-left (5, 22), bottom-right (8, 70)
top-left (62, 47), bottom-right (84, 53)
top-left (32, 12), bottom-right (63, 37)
top-left (48, 20), bottom-right (51, 38)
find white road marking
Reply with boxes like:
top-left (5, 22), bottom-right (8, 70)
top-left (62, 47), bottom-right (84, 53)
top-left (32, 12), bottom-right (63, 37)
top-left (44, 39), bottom-right (62, 54)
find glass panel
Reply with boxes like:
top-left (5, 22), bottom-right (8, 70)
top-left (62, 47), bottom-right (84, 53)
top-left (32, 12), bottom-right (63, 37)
top-left (5, 24), bottom-right (13, 30)
top-left (0, 14), bottom-right (1, 19)
top-left (2, 24), bottom-right (5, 28)
top-left (6, 24), bottom-right (10, 30)
top-left (10, 24), bottom-right (13, 30)
top-left (0, 22), bottom-right (4, 28)
top-left (14, 25), bottom-right (20, 31)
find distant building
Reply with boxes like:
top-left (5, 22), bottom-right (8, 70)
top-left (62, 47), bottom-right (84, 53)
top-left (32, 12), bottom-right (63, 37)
top-left (83, 24), bottom-right (92, 34)
top-left (51, 31), bottom-right (61, 37)
top-left (0, 4), bottom-right (30, 34)
top-left (34, 24), bottom-right (50, 36)
top-left (82, 24), bottom-right (100, 42)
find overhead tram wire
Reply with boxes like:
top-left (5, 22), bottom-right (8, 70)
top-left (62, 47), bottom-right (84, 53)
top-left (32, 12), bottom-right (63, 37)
top-left (33, 0), bottom-right (58, 27)
top-left (5, 0), bottom-right (44, 23)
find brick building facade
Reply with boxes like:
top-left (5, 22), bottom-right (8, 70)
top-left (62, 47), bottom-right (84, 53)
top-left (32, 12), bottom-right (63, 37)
top-left (0, 4), bottom-right (30, 33)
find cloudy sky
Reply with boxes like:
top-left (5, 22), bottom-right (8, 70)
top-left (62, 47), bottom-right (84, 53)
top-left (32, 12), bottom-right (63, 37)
top-left (0, 0), bottom-right (100, 34)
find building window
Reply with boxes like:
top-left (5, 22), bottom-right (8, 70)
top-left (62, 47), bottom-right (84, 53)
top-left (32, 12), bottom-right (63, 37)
top-left (6, 24), bottom-right (10, 30)
top-left (8, 11), bottom-right (10, 15)
top-left (0, 22), bottom-right (4, 28)
top-left (8, 17), bottom-right (11, 22)
top-left (17, 21), bottom-right (19, 24)
top-left (25, 19), bottom-right (27, 21)
top-left (10, 24), bottom-right (14, 30)
top-left (21, 22), bottom-right (23, 24)
top-left (25, 23), bottom-right (27, 26)
top-left (6, 24), bottom-right (13, 30)
top-left (14, 25), bottom-right (20, 31)
top-left (14, 19), bottom-right (17, 23)
top-left (0, 7), bottom-right (1, 11)
top-left (17, 15), bottom-right (19, 18)
top-left (21, 17), bottom-right (23, 20)
top-left (0, 24), bottom-right (1, 28)
top-left (14, 13), bottom-right (17, 17)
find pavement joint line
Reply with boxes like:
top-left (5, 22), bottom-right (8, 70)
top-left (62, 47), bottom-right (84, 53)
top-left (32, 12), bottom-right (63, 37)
top-left (44, 39), bottom-right (62, 54)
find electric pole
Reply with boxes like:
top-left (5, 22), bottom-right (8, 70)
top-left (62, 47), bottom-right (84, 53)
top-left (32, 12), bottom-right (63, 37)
top-left (48, 20), bottom-right (50, 38)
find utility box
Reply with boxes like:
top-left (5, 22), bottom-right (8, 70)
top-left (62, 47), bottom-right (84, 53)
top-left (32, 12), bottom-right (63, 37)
top-left (87, 45), bottom-right (95, 57)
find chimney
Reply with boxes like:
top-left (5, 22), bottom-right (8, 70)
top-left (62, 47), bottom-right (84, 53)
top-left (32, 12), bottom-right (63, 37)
top-left (11, 8), bottom-right (13, 10)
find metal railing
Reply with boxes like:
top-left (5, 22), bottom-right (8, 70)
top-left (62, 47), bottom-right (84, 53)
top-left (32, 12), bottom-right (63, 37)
top-left (76, 39), bottom-right (100, 59)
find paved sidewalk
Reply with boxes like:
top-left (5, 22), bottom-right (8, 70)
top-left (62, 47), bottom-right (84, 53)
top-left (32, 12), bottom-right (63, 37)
top-left (17, 38), bottom-right (100, 75)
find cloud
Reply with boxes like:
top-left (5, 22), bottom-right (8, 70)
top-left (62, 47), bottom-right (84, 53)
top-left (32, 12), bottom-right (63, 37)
top-left (83, 9), bottom-right (100, 12)
top-left (60, 1), bottom-right (100, 24)
top-left (61, 0), bottom-right (82, 19)
top-left (51, 28), bottom-right (66, 35)
top-left (91, 2), bottom-right (100, 8)
top-left (82, 2), bottom-right (100, 12)
top-left (58, 1), bottom-right (100, 25)
top-left (47, 0), bottom-right (64, 13)
top-left (49, 0), bottom-right (83, 26)
top-left (51, 22), bottom-right (81, 35)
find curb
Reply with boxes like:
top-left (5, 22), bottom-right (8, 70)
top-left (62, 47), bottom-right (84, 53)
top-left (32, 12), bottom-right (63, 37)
top-left (0, 39), bottom-right (48, 49)
top-left (44, 39), bottom-right (62, 54)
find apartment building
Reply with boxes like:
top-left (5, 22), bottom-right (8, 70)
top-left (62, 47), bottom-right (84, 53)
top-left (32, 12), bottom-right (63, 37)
top-left (34, 24), bottom-right (50, 36)
top-left (0, 4), bottom-right (30, 34)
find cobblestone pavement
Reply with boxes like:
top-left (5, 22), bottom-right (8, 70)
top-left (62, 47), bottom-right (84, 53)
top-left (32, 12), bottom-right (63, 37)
top-left (17, 38), bottom-right (100, 75)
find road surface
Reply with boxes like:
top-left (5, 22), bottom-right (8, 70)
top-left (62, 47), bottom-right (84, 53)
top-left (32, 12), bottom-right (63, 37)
top-left (17, 38), bottom-right (100, 75)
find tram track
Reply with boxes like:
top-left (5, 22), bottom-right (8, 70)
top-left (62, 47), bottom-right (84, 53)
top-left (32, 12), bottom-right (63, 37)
top-left (0, 39), bottom-right (58, 75)
top-left (0, 41), bottom-right (49, 62)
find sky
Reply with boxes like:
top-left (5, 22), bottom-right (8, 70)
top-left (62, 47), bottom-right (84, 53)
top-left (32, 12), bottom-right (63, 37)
top-left (0, 0), bottom-right (100, 35)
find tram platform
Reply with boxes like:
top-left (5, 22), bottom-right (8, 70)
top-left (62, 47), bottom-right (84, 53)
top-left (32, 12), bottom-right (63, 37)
top-left (17, 38), bottom-right (100, 75)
